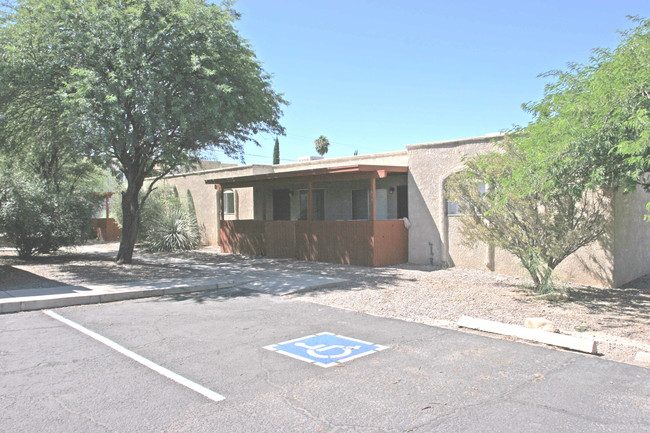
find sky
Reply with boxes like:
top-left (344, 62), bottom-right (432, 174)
top-left (210, 0), bottom-right (650, 165)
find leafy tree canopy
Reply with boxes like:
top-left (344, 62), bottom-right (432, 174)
top-left (445, 17), bottom-right (650, 292)
top-left (515, 16), bottom-right (650, 207)
top-left (0, 0), bottom-right (286, 263)
top-left (446, 138), bottom-right (609, 293)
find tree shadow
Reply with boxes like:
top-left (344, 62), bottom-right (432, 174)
top-left (155, 286), bottom-right (266, 304)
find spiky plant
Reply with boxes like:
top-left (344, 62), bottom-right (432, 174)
top-left (143, 208), bottom-right (201, 252)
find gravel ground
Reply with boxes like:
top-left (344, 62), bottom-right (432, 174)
top-left (2, 242), bottom-right (648, 367)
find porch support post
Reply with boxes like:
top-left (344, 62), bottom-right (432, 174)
top-left (308, 181), bottom-right (313, 221)
top-left (215, 184), bottom-right (224, 247)
top-left (370, 176), bottom-right (376, 221)
top-left (261, 187), bottom-right (266, 221)
top-left (215, 184), bottom-right (224, 221)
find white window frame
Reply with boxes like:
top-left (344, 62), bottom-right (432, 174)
top-left (223, 190), bottom-right (235, 215)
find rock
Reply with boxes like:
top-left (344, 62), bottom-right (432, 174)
top-left (524, 317), bottom-right (559, 333)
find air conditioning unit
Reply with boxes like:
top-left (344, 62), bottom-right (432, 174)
top-left (297, 156), bottom-right (324, 162)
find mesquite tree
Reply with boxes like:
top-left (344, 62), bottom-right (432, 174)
top-left (0, 0), bottom-right (285, 263)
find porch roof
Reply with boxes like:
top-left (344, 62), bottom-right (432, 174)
top-left (205, 164), bottom-right (408, 188)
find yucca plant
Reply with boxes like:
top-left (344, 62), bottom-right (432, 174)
top-left (143, 207), bottom-right (202, 252)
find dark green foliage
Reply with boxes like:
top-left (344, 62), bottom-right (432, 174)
top-left (314, 135), bottom-right (329, 156)
top-left (1, 0), bottom-right (286, 263)
top-left (0, 175), bottom-right (100, 258)
top-left (273, 137), bottom-right (280, 164)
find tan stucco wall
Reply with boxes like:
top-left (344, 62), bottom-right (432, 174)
top-left (612, 186), bottom-right (650, 286)
top-left (449, 209), bottom-right (615, 286)
top-left (406, 133), bottom-right (624, 287)
top-left (406, 134), bottom-right (500, 265)
top-left (447, 216), bottom-right (491, 269)
top-left (159, 170), bottom-right (253, 245)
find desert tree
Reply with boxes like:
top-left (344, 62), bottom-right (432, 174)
top-left (0, 0), bottom-right (285, 263)
top-left (445, 137), bottom-right (610, 293)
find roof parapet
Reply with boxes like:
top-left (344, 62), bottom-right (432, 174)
top-left (406, 133), bottom-right (505, 150)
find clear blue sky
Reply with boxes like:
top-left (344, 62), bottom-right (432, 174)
top-left (211, 0), bottom-right (650, 165)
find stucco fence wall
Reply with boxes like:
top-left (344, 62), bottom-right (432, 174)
top-left (406, 134), bottom-right (649, 287)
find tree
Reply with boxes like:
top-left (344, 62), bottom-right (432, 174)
top-left (0, 0), bottom-right (285, 264)
top-left (446, 17), bottom-right (650, 292)
top-left (445, 137), bottom-right (610, 293)
top-left (314, 135), bottom-right (330, 156)
top-left (273, 137), bottom-right (280, 164)
top-left (519, 17), bottom-right (650, 215)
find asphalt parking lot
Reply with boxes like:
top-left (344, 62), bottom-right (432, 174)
top-left (2, 288), bottom-right (649, 433)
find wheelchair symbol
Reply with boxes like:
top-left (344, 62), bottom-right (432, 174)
top-left (295, 342), bottom-right (361, 359)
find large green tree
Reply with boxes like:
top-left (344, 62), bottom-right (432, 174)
top-left (0, 0), bottom-right (285, 263)
top-left (519, 16), bottom-right (650, 207)
top-left (446, 17), bottom-right (650, 292)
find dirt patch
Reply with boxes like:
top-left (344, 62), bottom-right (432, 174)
top-left (2, 242), bottom-right (648, 367)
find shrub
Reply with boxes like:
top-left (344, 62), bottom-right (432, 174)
top-left (111, 185), bottom-right (204, 251)
top-left (143, 207), bottom-right (202, 252)
top-left (0, 175), bottom-right (100, 258)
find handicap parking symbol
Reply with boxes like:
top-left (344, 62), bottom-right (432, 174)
top-left (264, 332), bottom-right (388, 368)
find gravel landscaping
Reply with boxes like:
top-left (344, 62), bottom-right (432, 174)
top-left (1, 241), bottom-right (648, 367)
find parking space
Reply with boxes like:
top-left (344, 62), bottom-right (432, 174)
top-left (2, 289), bottom-right (649, 432)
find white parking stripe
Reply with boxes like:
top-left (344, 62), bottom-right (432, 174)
top-left (42, 310), bottom-right (225, 403)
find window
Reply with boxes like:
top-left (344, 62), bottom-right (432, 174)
top-left (223, 190), bottom-right (235, 215)
top-left (299, 189), bottom-right (325, 220)
top-left (447, 183), bottom-right (486, 216)
top-left (352, 189), bottom-right (369, 220)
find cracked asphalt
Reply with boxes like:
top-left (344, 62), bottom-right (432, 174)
top-left (1, 288), bottom-right (649, 432)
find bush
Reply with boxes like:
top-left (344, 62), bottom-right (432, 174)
top-left (111, 185), bottom-right (203, 252)
top-left (143, 207), bottom-right (202, 252)
top-left (0, 175), bottom-right (100, 258)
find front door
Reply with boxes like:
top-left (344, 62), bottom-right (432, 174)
top-left (273, 189), bottom-right (291, 220)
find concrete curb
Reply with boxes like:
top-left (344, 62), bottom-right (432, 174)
top-left (281, 279), bottom-right (349, 295)
top-left (635, 351), bottom-right (650, 364)
top-left (458, 315), bottom-right (598, 354)
top-left (239, 276), bottom-right (349, 296)
top-left (0, 279), bottom-right (252, 314)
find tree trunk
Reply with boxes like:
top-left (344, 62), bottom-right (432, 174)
top-left (116, 182), bottom-right (142, 264)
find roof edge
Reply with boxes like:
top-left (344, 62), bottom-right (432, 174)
top-left (275, 150), bottom-right (407, 170)
top-left (150, 163), bottom-right (272, 181)
top-left (406, 133), bottom-right (505, 150)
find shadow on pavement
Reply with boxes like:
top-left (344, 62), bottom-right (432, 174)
top-left (0, 265), bottom-right (86, 293)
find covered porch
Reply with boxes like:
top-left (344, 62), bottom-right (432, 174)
top-left (206, 164), bottom-right (409, 267)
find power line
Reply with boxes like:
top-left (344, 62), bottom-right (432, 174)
top-left (202, 148), bottom-right (297, 163)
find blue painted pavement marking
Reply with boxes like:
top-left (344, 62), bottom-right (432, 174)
top-left (264, 332), bottom-right (388, 368)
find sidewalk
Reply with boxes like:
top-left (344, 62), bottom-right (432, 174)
top-left (0, 244), bottom-right (349, 314)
